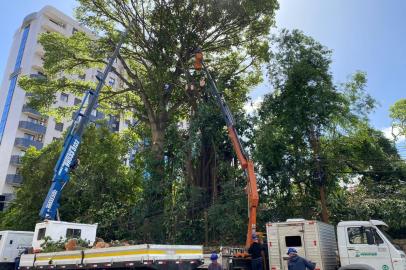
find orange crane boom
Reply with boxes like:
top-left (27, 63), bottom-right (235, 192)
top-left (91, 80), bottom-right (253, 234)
top-left (194, 50), bottom-right (259, 248)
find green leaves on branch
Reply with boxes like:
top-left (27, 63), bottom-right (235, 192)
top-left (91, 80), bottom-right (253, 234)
top-left (390, 99), bottom-right (406, 140)
top-left (254, 29), bottom-right (405, 227)
top-left (0, 125), bottom-right (142, 241)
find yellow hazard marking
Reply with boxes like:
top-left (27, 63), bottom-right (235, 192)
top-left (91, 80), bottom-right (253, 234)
top-left (35, 249), bottom-right (201, 261)
top-left (175, 250), bottom-right (202, 254)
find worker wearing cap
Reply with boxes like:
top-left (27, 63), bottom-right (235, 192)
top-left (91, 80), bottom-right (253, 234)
top-left (287, 248), bottom-right (316, 270)
top-left (249, 234), bottom-right (264, 270)
top-left (208, 252), bottom-right (222, 270)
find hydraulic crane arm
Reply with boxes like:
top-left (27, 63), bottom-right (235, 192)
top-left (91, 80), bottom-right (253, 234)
top-left (194, 51), bottom-right (259, 248)
top-left (39, 27), bottom-right (130, 220)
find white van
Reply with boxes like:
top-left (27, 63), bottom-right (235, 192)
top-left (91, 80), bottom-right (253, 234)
top-left (266, 219), bottom-right (406, 270)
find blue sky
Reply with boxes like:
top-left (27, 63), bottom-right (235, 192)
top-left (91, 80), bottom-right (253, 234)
top-left (0, 1), bottom-right (404, 138)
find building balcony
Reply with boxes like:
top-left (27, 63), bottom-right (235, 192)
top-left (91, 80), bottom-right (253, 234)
top-left (19, 121), bottom-right (46, 134)
top-left (9, 155), bottom-right (22, 166)
top-left (42, 20), bottom-right (65, 35)
top-left (14, 138), bottom-right (43, 150)
top-left (29, 73), bottom-right (47, 80)
top-left (22, 105), bottom-right (42, 117)
top-left (6, 174), bottom-right (23, 187)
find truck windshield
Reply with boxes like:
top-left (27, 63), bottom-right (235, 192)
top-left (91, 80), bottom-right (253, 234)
top-left (377, 226), bottom-right (403, 251)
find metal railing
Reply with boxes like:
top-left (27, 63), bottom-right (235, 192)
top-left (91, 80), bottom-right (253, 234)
top-left (22, 105), bottom-right (42, 117)
top-left (29, 73), bottom-right (47, 80)
top-left (9, 155), bottom-right (22, 166)
top-left (14, 137), bottom-right (43, 149)
top-left (19, 120), bottom-right (46, 134)
top-left (6, 174), bottom-right (23, 186)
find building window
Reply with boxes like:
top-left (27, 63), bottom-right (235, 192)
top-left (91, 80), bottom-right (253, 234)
top-left (55, 122), bottom-right (64, 132)
top-left (66, 228), bottom-right (81, 239)
top-left (74, 98), bottom-right (82, 106)
top-left (60, 93), bottom-right (69, 102)
top-left (52, 137), bottom-right (58, 141)
top-left (49, 18), bottom-right (65, 29)
top-left (78, 73), bottom-right (86, 80)
top-left (72, 27), bottom-right (78, 35)
top-left (24, 133), bottom-right (35, 141)
top-left (108, 77), bottom-right (115, 86)
top-left (285, 236), bottom-right (302, 247)
top-left (37, 228), bottom-right (46, 240)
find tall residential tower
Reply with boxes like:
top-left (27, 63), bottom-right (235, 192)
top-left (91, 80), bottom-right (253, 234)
top-left (0, 6), bottom-right (126, 210)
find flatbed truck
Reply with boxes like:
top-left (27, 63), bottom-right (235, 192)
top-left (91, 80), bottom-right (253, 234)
top-left (19, 244), bottom-right (203, 270)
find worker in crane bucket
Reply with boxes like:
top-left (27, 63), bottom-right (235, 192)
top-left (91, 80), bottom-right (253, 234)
top-left (249, 234), bottom-right (265, 270)
top-left (208, 253), bottom-right (222, 270)
top-left (287, 248), bottom-right (316, 270)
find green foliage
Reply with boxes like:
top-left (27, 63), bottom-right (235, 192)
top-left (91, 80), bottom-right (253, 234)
top-left (7, 2), bottom-right (404, 246)
top-left (21, 0), bottom-right (279, 134)
top-left (324, 124), bottom-right (406, 188)
top-left (0, 125), bottom-right (142, 241)
top-left (40, 237), bottom-right (91, 253)
top-left (254, 29), bottom-right (406, 231)
top-left (390, 98), bottom-right (406, 139)
top-left (17, 0), bottom-right (279, 242)
top-left (0, 145), bottom-right (57, 230)
top-left (329, 187), bottom-right (406, 238)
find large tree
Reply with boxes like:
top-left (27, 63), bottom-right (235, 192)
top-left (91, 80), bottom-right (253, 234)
top-left (253, 30), bottom-right (402, 223)
top-left (257, 29), bottom-right (346, 222)
top-left (19, 0), bottom-right (278, 241)
top-left (21, 0), bottom-right (278, 166)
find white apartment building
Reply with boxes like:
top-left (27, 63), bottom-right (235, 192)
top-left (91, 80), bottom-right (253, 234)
top-left (0, 6), bottom-right (128, 210)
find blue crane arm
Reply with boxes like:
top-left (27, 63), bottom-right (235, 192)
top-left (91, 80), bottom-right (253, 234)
top-left (39, 26), bottom-right (130, 220)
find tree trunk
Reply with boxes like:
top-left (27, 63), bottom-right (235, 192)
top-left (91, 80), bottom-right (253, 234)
top-left (151, 121), bottom-right (166, 161)
top-left (143, 115), bottom-right (168, 242)
top-left (308, 127), bottom-right (329, 223)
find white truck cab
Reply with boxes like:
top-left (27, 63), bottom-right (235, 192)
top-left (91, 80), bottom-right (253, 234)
top-left (0, 231), bottom-right (34, 263)
top-left (266, 219), bottom-right (406, 270)
top-left (337, 220), bottom-right (406, 270)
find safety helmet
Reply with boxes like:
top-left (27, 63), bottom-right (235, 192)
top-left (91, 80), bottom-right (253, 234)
top-left (210, 253), bottom-right (219, 261)
top-left (287, 247), bottom-right (298, 255)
